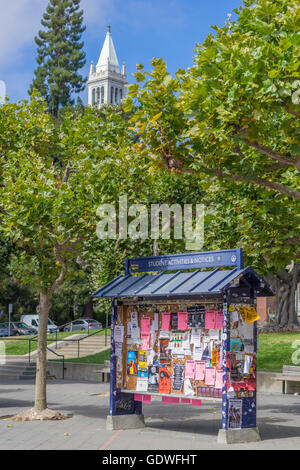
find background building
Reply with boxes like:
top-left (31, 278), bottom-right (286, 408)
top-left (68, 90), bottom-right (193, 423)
top-left (88, 26), bottom-right (127, 108)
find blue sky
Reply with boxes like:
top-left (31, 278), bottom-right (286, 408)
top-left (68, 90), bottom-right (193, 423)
top-left (0, 0), bottom-right (244, 104)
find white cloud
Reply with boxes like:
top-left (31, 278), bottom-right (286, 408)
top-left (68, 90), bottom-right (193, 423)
top-left (0, 0), bottom-right (114, 65)
top-left (0, 0), bottom-right (48, 64)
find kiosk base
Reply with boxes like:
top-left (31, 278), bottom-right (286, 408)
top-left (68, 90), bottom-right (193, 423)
top-left (217, 427), bottom-right (261, 444)
top-left (106, 414), bottom-right (145, 430)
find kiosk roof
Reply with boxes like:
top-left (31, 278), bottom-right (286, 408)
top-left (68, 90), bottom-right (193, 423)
top-left (93, 266), bottom-right (274, 299)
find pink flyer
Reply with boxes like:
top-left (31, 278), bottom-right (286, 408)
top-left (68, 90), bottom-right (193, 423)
top-left (178, 312), bottom-right (188, 330)
top-left (195, 361), bottom-right (206, 381)
top-left (185, 360), bottom-right (195, 379)
top-left (141, 316), bottom-right (151, 335)
top-left (205, 310), bottom-right (216, 329)
top-left (205, 367), bottom-right (216, 386)
top-left (161, 312), bottom-right (171, 331)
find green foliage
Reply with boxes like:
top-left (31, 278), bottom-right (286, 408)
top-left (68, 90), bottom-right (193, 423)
top-left (124, 0), bottom-right (300, 276)
top-left (29, 0), bottom-right (86, 117)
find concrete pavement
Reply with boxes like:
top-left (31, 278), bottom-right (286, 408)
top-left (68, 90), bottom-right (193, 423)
top-left (0, 379), bottom-right (300, 450)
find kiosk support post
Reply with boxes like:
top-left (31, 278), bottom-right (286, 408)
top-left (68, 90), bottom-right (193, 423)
top-left (217, 295), bottom-right (261, 444)
top-left (106, 299), bottom-right (145, 430)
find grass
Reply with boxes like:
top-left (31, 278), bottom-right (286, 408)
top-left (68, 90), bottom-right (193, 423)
top-left (2, 329), bottom-right (109, 356)
top-left (4, 329), bottom-right (300, 371)
top-left (57, 348), bottom-right (111, 364)
top-left (56, 331), bottom-right (300, 369)
top-left (257, 332), bottom-right (300, 372)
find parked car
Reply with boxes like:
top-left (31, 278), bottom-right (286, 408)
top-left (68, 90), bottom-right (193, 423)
top-left (10, 322), bottom-right (36, 336)
top-left (20, 315), bottom-right (59, 333)
top-left (0, 324), bottom-right (9, 337)
top-left (63, 318), bottom-right (102, 332)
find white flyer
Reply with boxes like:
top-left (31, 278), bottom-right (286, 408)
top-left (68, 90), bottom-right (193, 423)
top-left (114, 325), bottom-right (124, 343)
top-left (136, 377), bottom-right (148, 392)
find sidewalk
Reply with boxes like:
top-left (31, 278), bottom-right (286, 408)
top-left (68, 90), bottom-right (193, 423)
top-left (0, 379), bottom-right (300, 450)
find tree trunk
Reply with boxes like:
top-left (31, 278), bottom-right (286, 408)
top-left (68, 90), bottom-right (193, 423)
top-left (266, 263), bottom-right (300, 328)
top-left (83, 298), bottom-right (94, 318)
top-left (35, 292), bottom-right (51, 411)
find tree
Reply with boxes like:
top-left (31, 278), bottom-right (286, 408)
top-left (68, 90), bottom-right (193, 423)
top-left (29, 0), bottom-right (86, 117)
top-left (124, 0), bottom-right (300, 327)
top-left (0, 96), bottom-right (150, 419)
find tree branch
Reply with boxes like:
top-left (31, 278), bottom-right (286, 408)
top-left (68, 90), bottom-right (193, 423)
top-left (242, 137), bottom-right (300, 170)
top-left (63, 163), bottom-right (78, 183)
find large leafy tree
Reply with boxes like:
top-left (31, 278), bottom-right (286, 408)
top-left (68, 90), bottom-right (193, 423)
top-left (0, 97), bottom-right (150, 419)
top-left (124, 0), bottom-right (300, 327)
top-left (29, 0), bottom-right (86, 117)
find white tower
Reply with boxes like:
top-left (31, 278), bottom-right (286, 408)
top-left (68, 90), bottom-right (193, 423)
top-left (88, 26), bottom-right (127, 108)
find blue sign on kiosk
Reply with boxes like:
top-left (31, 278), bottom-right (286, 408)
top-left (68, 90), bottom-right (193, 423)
top-left (94, 248), bottom-right (273, 444)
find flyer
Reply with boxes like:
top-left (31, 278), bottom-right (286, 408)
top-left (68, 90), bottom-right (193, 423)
top-left (159, 366), bottom-right (171, 394)
top-left (160, 338), bottom-right (171, 363)
top-left (136, 377), bottom-right (148, 392)
top-left (172, 362), bottom-right (185, 391)
top-left (162, 312), bottom-right (171, 331)
top-left (114, 325), bottom-right (124, 343)
top-left (185, 360), bottom-right (195, 379)
top-left (178, 312), bottom-right (188, 330)
top-left (127, 351), bottom-right (138, 376)
top-left (141, 316), bottom-right (151, 335)
top-left (194, 361), bottom-right (206, 381)
top-left (228, 399), bottom-right (242, 429)
top-left (148, 365), bottom-right (159, 391)
top-left (171, 313), bottom-right (178, 330)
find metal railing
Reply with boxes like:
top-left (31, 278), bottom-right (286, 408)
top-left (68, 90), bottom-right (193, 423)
top-left (0, 337), bottom-right (65, 380)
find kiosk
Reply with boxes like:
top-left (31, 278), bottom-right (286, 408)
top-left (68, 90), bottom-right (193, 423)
top-left (94, 249), bottom-right (273, 444)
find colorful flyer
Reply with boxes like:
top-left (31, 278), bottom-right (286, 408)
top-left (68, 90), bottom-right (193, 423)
top-left (172, 362), bottom-right (185, 391)
top-left (159, 366), bottom-right (171, 394)
top-left (178, 312), bottom-right (188, 330)
top-left (185, 360), bottom-right (195, 379)
top-left (230, 338), bottom-right (243, 352)
top-left (160, 338), bottom-right (171, 363)
top-left (138, 350), bottom-right (148, 372)
top-left (161, 312), bottom-right (171, 331)
top-left (127, 351), bottom-right (138, 376)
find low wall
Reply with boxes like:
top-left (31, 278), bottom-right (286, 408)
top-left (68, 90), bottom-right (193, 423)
top-left (46, 361), bottom-right (109, 382)
top-left (47, 362), bottom-right (300, 394)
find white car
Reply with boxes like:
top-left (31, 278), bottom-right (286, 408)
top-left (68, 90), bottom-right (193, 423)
top-left (20, 315), bottom-right (59, 334)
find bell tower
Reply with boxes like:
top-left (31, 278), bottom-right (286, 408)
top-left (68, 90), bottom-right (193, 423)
top-left (88, 26), bottom-right (127, 107)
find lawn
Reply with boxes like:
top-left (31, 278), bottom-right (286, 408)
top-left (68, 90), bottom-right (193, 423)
top-left (257, 332), bottom-right (300, 372)
top-left (59, 348), bottom-right (111, 364)
top-left (2, 329), bottom-right (108, 356)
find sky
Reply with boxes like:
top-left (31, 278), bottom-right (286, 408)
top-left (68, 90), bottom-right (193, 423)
top-left (0, 0), bottom-right (244, 104)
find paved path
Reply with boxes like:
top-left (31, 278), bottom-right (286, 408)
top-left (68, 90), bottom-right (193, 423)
top-left (0, 379), bottom-right (300, 450)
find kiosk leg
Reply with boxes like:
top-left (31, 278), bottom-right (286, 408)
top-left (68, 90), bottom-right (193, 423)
top-left (106, 299), bottom-right (145, 430)
top-left (217, 299), bottom-right (261, 444)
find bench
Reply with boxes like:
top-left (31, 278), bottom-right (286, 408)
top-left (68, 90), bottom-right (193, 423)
top-left (275, 365), bottom-right (300, 394)
top-left (96, 360), bottom-right (110, 383)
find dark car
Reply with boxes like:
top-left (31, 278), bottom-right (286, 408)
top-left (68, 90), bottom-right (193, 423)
top-left (0, 324), bottom-right (9, 337)
top-left (10, 322), bottom-right (36, 336)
